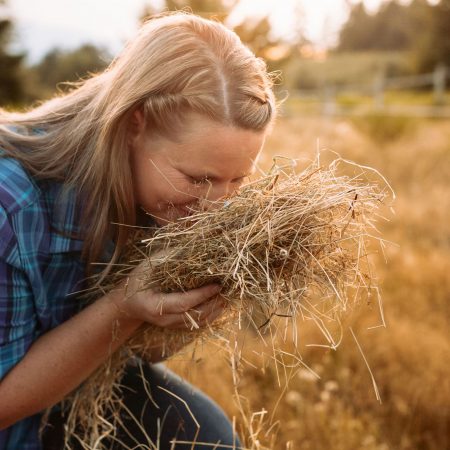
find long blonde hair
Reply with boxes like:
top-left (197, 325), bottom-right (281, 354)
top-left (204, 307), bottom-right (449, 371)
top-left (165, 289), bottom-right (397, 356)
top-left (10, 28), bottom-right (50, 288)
top-left (0, 11), bottom-right (277, 273)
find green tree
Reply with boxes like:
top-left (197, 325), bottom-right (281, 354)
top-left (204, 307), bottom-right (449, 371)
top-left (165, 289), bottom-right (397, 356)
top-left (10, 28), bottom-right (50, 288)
top-left (337, 3), bottom-right (375, 51)
top-left (338, 1), bottom-right (417, 51)
top-left (371, 1), bottom-right (414, 50)
top-left (31, 44), bottom-right (111, 98)
top-left (140, 0), bottom-right (297, 66)
top-left (337, 0), bottom-right (449, 73)
top-left (233, 16), bottom-right (293, 68)
top-left (0, 0), bottom-right (26, 105)
top-left (413, 0), bottom-right (450, 71)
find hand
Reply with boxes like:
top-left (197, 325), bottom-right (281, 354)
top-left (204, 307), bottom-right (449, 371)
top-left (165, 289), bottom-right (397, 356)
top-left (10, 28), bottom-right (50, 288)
top-left (111, 261), bottom-right (225, 330)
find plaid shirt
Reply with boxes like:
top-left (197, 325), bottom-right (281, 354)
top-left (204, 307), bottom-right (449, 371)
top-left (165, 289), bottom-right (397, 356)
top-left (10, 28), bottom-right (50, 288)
top-left (0, 154), bottom-right (89, 449)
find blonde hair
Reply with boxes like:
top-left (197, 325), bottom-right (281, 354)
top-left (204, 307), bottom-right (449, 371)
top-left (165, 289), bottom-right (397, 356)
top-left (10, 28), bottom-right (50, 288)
top-left (0, 12), bottom-right (277, 274)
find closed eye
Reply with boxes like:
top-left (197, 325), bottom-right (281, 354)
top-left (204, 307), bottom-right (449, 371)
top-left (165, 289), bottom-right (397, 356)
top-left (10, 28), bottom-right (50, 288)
top-left (189, 176), bottom-right (210, 186)
top-left (188, 175), bottom-right (248, 186)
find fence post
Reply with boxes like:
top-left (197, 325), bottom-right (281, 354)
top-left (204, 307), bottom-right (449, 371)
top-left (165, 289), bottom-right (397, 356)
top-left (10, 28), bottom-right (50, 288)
top-left (433, 64), bottom-right (447, 106)
top-left (322, 85), bottom-right (337, 118)
top-left (373, 72), bottom-right (385, 110)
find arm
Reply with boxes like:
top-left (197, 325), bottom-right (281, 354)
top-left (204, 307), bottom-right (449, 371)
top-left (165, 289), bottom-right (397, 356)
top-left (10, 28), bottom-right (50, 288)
top-left (0, 274), bottom-right (223, 430)
top-left (0, 287), bottom-right (140, 430)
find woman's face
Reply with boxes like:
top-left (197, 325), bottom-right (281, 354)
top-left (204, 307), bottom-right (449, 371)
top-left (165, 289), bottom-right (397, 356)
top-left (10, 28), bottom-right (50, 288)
top-left (129, 112), bottom-right (267, 226)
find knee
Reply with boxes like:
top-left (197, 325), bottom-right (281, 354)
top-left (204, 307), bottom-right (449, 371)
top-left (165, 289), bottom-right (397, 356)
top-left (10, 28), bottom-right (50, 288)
top-left (142, 364), bottom-right (243, 448)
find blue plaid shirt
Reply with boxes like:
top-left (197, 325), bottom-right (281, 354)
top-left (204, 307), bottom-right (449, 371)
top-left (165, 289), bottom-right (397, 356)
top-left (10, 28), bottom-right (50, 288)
top-left (0, 154), bottom-right (89, 449)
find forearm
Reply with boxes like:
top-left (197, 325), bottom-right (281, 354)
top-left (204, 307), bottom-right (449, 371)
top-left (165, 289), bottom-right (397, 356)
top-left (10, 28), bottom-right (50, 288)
top-left (0, 275), bottom-right (224, 429)
top-left (0, 288), bottom-right (143, 429)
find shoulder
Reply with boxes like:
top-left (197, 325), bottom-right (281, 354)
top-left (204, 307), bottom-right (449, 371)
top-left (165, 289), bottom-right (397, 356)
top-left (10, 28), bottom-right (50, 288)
top-left (0, 155), bottom-right (40, 215)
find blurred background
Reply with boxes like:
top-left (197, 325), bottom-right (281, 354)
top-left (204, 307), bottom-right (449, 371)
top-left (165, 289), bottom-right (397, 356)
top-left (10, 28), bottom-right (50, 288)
top-left (1, 1), bottom-right (449, 449)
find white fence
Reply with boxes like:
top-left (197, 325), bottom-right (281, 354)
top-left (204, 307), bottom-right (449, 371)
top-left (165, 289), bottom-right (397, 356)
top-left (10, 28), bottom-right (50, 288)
top-left (284, 65), bottom-right (450, 118)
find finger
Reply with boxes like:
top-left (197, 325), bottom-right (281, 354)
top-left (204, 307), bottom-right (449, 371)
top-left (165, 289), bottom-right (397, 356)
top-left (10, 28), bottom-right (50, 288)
top-left (154, 312), bottom-right (192, 329)
top-left (190, 296), bottom-right (225, 320)
top-left (203, 307), bottom-right (225, 325)
top-left (160, 284), bottom-right (221, 314)
top-left (160, 299), bottom-right (225, 330)
top-left (187, 298), bottom-right (226, 328)
top-left (159, 312), bottom-right (205, 330)
top-left (166, 307), bottom-right (224, 330)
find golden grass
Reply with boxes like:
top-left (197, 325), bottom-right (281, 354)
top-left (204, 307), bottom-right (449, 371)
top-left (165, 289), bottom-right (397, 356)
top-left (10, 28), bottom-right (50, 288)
top-left (63, 153), bottom-right (391, 449)
top-left (166, 116), bottom-right (450, 450)
top-left (58, 115), bottom-right (449, 450)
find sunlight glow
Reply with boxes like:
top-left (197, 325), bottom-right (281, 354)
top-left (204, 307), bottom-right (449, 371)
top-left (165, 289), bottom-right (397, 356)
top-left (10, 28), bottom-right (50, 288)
top-left (8, 0), bottom-right (394, 62)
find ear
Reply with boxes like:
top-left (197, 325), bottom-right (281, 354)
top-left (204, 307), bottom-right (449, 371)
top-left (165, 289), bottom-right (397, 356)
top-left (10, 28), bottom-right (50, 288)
top-left (128, 108), bottom-right (146, 146)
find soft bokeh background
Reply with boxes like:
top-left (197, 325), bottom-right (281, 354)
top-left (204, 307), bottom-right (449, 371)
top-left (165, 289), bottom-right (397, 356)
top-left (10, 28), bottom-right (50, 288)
top-left (1, 1), bottom-right (449, 449)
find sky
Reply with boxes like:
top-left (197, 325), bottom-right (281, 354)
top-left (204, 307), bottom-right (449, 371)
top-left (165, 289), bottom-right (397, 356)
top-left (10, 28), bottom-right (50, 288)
top-left (5, 0), bottom-right (400, 63)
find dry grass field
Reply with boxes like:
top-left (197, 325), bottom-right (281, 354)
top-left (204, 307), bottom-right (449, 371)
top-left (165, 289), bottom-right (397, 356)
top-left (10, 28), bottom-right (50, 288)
top-left (167, 114), bottom-right (450, 450)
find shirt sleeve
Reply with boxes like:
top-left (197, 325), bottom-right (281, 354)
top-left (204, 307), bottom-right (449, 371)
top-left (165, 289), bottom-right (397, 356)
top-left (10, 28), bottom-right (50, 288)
top-left (0, 205), bottom-right (38, 381)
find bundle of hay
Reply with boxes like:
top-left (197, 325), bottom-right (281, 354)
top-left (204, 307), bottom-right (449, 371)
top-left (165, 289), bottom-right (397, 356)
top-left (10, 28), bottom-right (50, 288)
top-left (57, 157), bottom-right (390, 449)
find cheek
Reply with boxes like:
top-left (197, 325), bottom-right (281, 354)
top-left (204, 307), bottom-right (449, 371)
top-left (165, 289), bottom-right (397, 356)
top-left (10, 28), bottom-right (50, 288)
top-left (131, 155), bottom-right (201, 208)
top-left (153, 176), bottom-right (200, 206)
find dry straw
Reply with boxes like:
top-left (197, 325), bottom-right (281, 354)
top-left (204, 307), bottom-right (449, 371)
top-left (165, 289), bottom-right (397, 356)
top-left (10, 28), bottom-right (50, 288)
top-left (52, 156), bottom-right (391, 449)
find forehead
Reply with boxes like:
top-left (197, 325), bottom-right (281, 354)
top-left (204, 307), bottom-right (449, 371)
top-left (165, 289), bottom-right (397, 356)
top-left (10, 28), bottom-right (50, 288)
top-left (165, 116), bottom-right (266, 175)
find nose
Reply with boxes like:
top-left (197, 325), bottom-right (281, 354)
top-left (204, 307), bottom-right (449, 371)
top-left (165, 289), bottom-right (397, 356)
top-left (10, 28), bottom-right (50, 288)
top-left (212, 181), bottom-right (237, 200)
top-left (202, 181), bottom-right (235, 208)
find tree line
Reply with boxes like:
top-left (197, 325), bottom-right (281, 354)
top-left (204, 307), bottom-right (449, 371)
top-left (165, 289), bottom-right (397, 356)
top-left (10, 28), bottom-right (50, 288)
top-left (337, 0), bottom-right (450, 72)
top-left (1, 0), bottom-right (449, 106)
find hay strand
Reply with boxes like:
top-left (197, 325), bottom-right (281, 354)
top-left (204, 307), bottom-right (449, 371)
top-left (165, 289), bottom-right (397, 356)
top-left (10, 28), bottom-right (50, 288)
top-left (56, 157), bottom-right (390, 449)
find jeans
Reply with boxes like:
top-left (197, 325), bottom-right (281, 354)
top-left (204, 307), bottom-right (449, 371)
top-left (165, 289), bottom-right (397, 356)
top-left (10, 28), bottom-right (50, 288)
top-left (41, 362), bottom-right (242, 449)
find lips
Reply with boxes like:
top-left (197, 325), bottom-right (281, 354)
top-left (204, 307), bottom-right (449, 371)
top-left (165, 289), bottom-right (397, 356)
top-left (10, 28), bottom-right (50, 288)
top-left (154, 199), bottom-right (221, 224)
top-left (157, 203), bottom-right (196, 223)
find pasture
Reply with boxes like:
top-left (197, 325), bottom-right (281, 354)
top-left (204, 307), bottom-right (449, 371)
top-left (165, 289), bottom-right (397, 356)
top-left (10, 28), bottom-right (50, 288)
top-left (168, 113), bottom-right (450, 450)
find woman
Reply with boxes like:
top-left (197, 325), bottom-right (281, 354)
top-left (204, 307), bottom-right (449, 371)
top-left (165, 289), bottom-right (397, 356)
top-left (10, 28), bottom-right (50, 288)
top-left (0, 11), bottom-right (276, 449)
